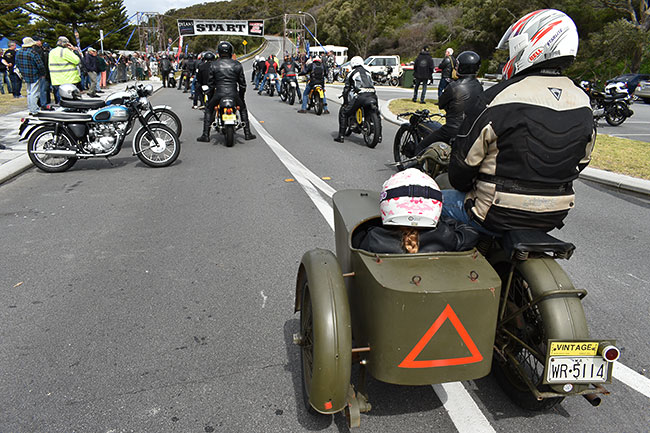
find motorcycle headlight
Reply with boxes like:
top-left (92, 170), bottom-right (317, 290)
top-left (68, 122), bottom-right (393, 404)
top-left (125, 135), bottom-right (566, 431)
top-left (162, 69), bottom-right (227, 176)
top-left (139, 97), bottom-right (148, 107)
top-left (144, 84), bottom-right (154, 96)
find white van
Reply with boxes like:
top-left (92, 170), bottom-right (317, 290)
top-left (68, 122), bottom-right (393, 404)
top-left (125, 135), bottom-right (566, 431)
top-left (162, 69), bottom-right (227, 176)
top-left (309, 45), bottom-right (348, 65)
top-left (364, 55), bottom-right (402, 78)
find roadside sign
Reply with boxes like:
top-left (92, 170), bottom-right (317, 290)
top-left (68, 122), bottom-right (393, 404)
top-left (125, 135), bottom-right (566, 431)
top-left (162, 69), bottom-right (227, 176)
top-left (242, 40), bottom-right (247, 45)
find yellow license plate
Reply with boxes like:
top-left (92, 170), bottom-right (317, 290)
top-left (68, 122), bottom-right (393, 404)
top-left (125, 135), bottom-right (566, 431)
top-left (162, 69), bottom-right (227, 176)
top-left (222, 114), bottom-right (236, 121)
top-left (549, 341), bottom-right (598, 356)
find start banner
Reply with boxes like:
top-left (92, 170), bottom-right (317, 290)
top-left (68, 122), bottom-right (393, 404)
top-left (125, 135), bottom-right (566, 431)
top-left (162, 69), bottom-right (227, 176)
top-left (177, 19), bottom-right (264, 37)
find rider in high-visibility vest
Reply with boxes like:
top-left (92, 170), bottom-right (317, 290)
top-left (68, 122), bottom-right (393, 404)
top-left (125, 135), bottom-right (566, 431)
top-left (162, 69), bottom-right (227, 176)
top-left (48, 36), bottom-right (81, 101)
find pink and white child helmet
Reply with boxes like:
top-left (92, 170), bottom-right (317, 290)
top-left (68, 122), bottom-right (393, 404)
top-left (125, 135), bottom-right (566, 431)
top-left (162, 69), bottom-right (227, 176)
top-left (498, 9), bottom-right (579, 80)
top-left (380, 168), bottom-right (443, 228)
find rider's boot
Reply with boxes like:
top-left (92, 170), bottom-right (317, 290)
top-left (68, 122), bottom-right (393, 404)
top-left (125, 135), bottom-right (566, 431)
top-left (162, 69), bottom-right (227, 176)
top-left (196, 113), bottom-right (212, 142)
top-left (334, 123), bottom-right (345, 143)
top-left (240, 109), bottom-right (256, 140)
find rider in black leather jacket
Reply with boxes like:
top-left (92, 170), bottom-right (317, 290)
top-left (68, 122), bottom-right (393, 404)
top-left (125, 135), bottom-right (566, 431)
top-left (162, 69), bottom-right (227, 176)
top-left (334, 56), bottom-right (378, 143)
top-left (413, 51), bottom-right (483, 155)
top-left (197, 41), bottom-right (256, 142)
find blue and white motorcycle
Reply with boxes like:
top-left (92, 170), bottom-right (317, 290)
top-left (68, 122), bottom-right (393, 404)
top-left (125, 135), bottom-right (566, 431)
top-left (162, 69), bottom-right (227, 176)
top-left (20, 84), bottom-right (180, 172)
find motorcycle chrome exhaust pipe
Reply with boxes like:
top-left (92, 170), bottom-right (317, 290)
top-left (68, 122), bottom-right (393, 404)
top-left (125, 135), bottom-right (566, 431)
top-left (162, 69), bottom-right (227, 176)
top-left (583, 393), bottom-right (601, 407)
top-left (31, 150), bottom-right (78, 157)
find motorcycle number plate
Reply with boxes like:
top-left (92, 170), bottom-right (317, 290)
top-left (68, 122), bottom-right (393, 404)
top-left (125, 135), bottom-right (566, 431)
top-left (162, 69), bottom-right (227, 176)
top-left (222, 114), bottom-right (236, 121)
top-left (290, 82), bottom-right (296, 87)
top-left (545, 356), bottom-right (610, 384)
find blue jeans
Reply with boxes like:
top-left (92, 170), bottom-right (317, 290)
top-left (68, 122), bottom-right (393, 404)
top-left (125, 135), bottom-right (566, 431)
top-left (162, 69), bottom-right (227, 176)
top-left (301, 82), bottom-right (328, 110)
top-left (9, 72), bottom-right (21, 97)
top-left (39, 77), bottom-right (50, 107)
top-left (442, 189), bottom-right (498, 237)
top-left (258, 73), bottom-right (280, 94)
top-left (438, 77), bottom-right (450, 98)
top-left (413, 77), bottom-right (427, 101)
top-left (26, 80), bottom-right (40, 114)
top-left (0, 71), bottom-right (10, 94)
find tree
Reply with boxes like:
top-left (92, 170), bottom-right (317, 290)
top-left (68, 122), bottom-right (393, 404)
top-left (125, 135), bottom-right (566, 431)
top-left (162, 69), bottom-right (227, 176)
top-left (96, 0), bottom-right (135, 51)
top-left (0, 1), bottom-right (31, 41)
top-left (23, 0), bottom-right (100, 47)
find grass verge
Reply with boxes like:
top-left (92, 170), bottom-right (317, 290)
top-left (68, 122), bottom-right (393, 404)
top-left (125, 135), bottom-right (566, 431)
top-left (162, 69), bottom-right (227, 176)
top-left (0, 93), bottom-right (27, 116)
top-left (388, 98), bottom-right (649, 180)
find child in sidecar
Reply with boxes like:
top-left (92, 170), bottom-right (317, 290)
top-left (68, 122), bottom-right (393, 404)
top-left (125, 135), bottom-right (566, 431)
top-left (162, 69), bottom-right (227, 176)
top-left (352, 168), bottom-right (479, 253)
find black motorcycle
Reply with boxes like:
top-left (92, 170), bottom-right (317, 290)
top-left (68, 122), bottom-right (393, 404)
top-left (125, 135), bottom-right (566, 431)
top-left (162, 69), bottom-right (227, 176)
top-left (371, 66), bottom-right (399, 87)
top-left (279, 77), bottom-right (299, 105)
top-left (20, 84), bottom-right (180, 172)
top-left (340, 95), bottom-right (382, 148)
top-left (579, 80), bottom-right (634, 126)
top-left (393, 109), bottom-right (446, 168)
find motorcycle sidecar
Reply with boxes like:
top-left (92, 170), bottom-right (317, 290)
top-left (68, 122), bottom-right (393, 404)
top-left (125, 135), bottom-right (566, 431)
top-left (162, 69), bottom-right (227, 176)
top-left (294, 189), bottom-right (502, 426)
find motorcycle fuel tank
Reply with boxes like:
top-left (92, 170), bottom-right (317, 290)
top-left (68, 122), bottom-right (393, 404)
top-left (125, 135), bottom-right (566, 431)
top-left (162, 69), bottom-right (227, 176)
top-left (92, 105), bottom-right (129, 123)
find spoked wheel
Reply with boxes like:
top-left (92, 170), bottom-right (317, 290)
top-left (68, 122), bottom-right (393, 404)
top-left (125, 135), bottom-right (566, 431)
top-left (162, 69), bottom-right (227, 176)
top-left (390, 77), bottom-right (399, 86)
top-left (393, 124), bottom-right (418, 168)
top-left (362, 112), bottom-right (381, 148)
top-left (224, 125), bottom-right (235, 147)
top-left (27, 126), bottom-right (77, 172)
top-left (492, 267), bottom-right (564, 411)
top-left (605, 102), bottom-right (628, 126)
top-left (133, 123), bottom-right (180, 167)
top-left (145, 108), bottom-right (183, 137)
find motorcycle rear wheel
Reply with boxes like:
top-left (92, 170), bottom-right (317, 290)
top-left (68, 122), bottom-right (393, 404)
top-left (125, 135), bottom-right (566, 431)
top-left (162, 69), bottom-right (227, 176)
top-left (605, 102), bottom-right (627, 126)
top-left (224, 125), bottom-right (235, 147)
top-left (312, 94), bottom-right (323, 115)
top-left (363, 112), bottom-right (381, 148)
top-left (133, 123), bottom-right (180, 167)
top-left (393, 124), bottom-right (418, 167)
top-left (269, 85), bottom-right (275, 97)
top-left (27, 126), bottom-right (77, 173)
top-left (492, 267), bottom-right (564, 411)
top-left (280, 85), bottom-right (287, 102)
top-left (145, 108), bottom-right (183, 137)
top-left (288, 89), bottom-right (295, 105)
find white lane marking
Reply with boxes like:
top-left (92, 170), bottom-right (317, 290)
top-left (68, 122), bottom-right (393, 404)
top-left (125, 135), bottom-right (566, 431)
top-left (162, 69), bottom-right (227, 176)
top-left (249, 111), bottom-right (496, 431)
top-left (433, 383), bottom-right (495, 433)
top-left (608, 133), bottom-right (650, 137)
top-left (613, 361), bottom-right (650, 398)
top-left (248, 112), bottom-right (335, 229)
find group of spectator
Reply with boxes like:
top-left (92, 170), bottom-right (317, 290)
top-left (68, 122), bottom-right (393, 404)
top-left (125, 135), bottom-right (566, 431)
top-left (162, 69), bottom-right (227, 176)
top-left (0, 35), bottom-right (164, 116)
top-left (412, 46), bottom-right (458, 102)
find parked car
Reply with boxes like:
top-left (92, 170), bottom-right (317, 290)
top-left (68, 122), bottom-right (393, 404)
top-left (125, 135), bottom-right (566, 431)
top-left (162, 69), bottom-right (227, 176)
top-left (606, 73), bottom-right (650, 95)
top-left (364, 55), bottom-right (402, 78)
top-left (634, 80), bottom-right (650, 103)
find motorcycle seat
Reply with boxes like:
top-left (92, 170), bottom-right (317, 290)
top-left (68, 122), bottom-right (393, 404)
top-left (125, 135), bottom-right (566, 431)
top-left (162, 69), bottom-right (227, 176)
top-left (35, 111), bottom-right (93, 122)
top-left (60, 98), bottom-right (106, 110)
top-left (502, 230), bottom-right (575, 260)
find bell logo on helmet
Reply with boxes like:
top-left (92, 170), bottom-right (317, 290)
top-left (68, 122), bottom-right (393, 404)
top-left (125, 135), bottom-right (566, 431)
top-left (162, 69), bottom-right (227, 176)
top-left (529, 48), bottom-right (544, 62)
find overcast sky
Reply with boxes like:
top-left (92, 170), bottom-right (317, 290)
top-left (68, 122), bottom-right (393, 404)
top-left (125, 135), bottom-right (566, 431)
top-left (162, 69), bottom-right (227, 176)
top-left (123, 0), bottom-right (212, 17)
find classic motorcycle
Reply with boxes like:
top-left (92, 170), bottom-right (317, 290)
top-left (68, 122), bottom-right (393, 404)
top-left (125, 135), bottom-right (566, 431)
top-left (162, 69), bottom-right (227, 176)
top-left (279, 77), bottom-right (299, 105)
top-left (20, 84), bottom-right (180, 172)
top-left (371, 65), bottom-right (400, 87)
top-left (213, 96), bottom-right (241, 147)
top-left (393, 109), bottom-right (446, 168)
top-left (580, 80), bottom-right (633, 126)
top-left (339, 93), bottom-right (382, 148)
top-left (51, 82), bottom-right (183, 137)
top-left (294, 184), bottom-right (619, 427)
top-left (263, 73), bottom-right (278, 96)
top-left (306, 84), bottom-right (325, 115)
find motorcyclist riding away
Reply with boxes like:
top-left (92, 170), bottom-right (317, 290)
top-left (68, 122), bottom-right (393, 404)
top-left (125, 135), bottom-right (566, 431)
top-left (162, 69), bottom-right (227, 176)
top-left (257, 55), bottom-right (280, 95)
top-left (334, 56), bottom-right (377, 143)
top-left (442, 9), bottom-right (595, 235)
top-left (197, 41), bottom-right (256, 142)
top-left (412, 51), bottom-right (483, 156)
top-left (298, 56), bottom-right (329, 114)
top-left (279, 53), bottom-right (301, 100)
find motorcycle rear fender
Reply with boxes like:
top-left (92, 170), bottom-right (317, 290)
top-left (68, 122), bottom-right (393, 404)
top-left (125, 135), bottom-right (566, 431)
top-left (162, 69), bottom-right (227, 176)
top-left (220, 98), bottom-right (236, 108)
top-left (317, 88), bottom-right (324, 98)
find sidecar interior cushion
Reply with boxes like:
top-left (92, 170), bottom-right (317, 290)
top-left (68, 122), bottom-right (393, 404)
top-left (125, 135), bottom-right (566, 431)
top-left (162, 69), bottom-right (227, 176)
top-left (502, 230), bottom-right (575, 260)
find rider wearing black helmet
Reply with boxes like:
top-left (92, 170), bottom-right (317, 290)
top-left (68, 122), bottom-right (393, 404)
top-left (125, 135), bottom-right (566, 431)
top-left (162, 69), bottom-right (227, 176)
top-left (197, 41), bottom-right (256, 142)
top-left (194, 51), bottom-right (215, 109)
top-left (411, 50), bottom-right (483, 156)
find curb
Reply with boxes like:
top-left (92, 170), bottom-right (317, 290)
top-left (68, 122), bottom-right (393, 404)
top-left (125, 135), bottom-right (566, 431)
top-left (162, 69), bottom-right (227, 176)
top-left (0, 80), bottom-right (164, 186)
top-left (380, 98), bottom-right (650, 196)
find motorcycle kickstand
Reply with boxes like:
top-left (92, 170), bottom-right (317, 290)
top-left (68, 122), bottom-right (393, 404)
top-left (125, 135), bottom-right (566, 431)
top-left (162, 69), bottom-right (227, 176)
top-left (105, 157), bottom-right (115, 167)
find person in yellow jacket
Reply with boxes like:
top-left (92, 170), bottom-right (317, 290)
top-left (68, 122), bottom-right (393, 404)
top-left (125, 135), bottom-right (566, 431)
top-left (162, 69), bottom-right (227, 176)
top-left (48, 36), bottom-right (82, 103)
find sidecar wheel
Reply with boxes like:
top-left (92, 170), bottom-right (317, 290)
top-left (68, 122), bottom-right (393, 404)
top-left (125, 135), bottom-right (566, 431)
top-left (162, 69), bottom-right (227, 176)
top-left (492, 266), bottom-right (563, 411)
top-left (296, 250), bottom-right (351, 415)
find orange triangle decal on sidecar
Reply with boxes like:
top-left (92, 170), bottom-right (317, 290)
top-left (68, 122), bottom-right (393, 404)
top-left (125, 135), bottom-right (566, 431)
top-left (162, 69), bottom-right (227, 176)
top-left (399, 304), bottom-right (483, 368)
